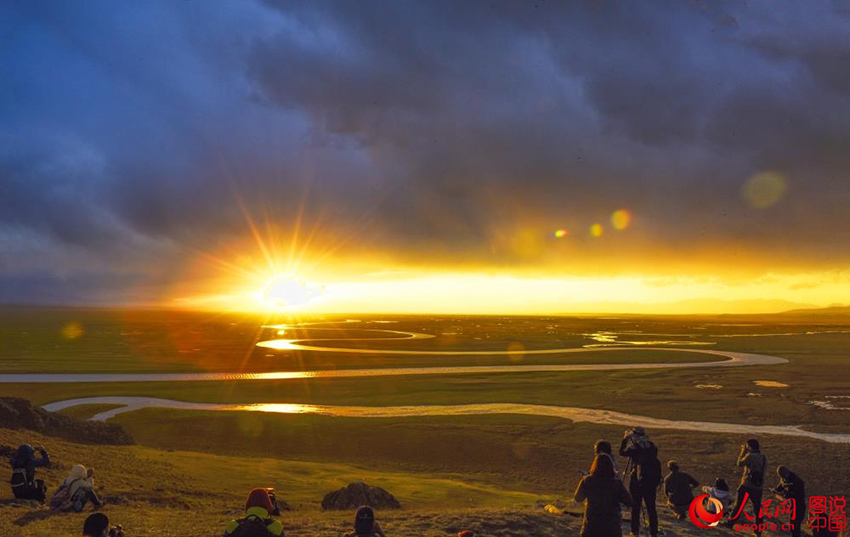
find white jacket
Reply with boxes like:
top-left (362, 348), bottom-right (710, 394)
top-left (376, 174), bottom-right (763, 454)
top-left (702, 486), bottom-right (734, 514)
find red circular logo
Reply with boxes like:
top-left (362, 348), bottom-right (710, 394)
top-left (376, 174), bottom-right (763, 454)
top-left (688, 494), bottom-right (725, 529)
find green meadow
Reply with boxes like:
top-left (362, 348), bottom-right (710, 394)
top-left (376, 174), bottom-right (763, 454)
top-left (1, 308), bottom-right (849, 536)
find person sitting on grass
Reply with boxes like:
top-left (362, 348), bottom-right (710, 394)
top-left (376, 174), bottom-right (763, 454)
top-left (82, 512), bottom-right (124, 537)
top-left (343, 505), bottom-right (386, 537)
top-left (663, 460), bottom-right (698, 520)
top-left (9, 443), bottom-right (51, 504)
top-left (702, 478), bottom-right (733, 514)
top-left (52, 464), bottom-right (103, 511)
top-left (574, 454), bottom-right (633, 537)
top-left (224, 488), bottom-right (284, 537)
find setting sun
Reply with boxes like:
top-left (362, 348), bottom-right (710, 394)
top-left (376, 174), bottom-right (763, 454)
top-left (258, 274), bottom-right (323, 311)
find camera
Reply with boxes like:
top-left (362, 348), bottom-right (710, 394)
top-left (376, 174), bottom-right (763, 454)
top-left (265, 488), bottom-right (281, 517)
top-left (108, 525), bottom-right (124, 537)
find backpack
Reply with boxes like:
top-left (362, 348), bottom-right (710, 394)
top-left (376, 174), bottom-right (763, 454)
top-left (229, 515), bottom-right (279, 537)
top-left (639, 455), bottom-right (663, 486)
top-left (635, 444), bottom-right (662, 486)
top-left (50, 483), bottom-right (70, 509)
top-left (10, 468), bottom-right (28, 489)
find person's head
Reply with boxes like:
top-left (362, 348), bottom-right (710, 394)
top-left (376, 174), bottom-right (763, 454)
top-left (12, 444), bottom-right (34, 465)
top-left (245, 488), bottom-right (275, 516)
top-left (458, 531), bottom-right (475, 537)
top-left (667, 460), bottom-right (680, 472)
top-left (82, 512), bottom-right (109, 537)
top-left (714, 478), bottom-right (729, 492)
top-left (777, 465), bottom-right (791, 479)
top-left (594, 440), bottom-right (612, 455)
top-left (590, 454), bottom-right (616, 479)
top-left (625, 426), bottom-right (650, 448)
top-left (745, 438), bottom-right (760, 452)
top-left (354, 505), bottom-right (376, 535)
top-left (69, 464), bottom-right (87, 481)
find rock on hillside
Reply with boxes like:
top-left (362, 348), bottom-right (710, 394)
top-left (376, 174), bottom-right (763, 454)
top-left (0, 397), bottom-right (133, 445)
top-left (321, 481), bottom-right (401, 510)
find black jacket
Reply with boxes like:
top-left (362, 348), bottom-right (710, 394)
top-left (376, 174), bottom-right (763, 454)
top-left (619, 437), bottom-right (661, 486)
top-left (10, 445), bottom-right (50, 486)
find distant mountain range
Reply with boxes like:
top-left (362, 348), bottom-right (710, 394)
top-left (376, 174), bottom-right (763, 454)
top-left (562, 300), bottom-right (850, 317)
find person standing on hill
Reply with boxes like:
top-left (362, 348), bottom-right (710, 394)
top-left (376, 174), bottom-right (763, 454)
top-left (574, 453), bottom-right (634, 537)
top-left (771, 466), bottom-right (806, 537)
top-left (663, 460), bottom-right (699, 520)
top-left (9, 443), bottom-right (51, 503)
top-left (619, 427), bottom-right (662, 537)
top-left (728, 439), bottom-right (767, 535)
top-left (224, 488), bottom-right (284, 537)
top-left (343, 505), bottom-right (386, 537)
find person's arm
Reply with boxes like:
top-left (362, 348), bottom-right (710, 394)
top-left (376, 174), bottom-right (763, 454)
top-left (619, 437), bottom-right (631, 457)
top-left (736, 450), bottom-right (748, 468)
top-left (619, 481), bottom-right (634, 507)
top-left (574, 478), bottom-right (587, 503)
top-left (374, 521), bottom-right (386, 537)
top-left (664, 475), bottom-right (672, 497)
top-left (688, 474), bottom-right (699, 489)
top-left (34, 448), bottom-right (50, 468)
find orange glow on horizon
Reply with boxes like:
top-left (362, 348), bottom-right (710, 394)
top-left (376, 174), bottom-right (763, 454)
top-left (168, 189), bottom-right (849, 316)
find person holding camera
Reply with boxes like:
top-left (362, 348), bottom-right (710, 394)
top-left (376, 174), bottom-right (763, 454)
top-left (224, 488), bottom-right (284, 537)
top-left (728, 439), bottom-right (767, 534)
top-left (771, 466), bottom-right (806, 537)
top-left (82, 513), bottom-right (124, 537)
top-left (52, 464), bottom-right (104, 511)
top-left (619, 427), bottom-right (662, 537)
top-left (9, 443), bottom-right (51, 503)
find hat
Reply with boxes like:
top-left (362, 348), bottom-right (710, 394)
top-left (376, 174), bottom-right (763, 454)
top-left (245, 488), bottom-right (274, 513)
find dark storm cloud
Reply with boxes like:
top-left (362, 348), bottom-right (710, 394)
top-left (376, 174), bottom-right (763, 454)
top-left (2, 0), bottom-right (850, 303)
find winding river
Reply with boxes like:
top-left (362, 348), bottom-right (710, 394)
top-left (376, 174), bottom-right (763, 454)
top-left (8, 323), bottom-right (838, 442)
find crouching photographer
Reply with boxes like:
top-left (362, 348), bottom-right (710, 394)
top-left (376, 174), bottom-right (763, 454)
top-left (771, 466), bottom-right (806, 537)
top-left (83, 513), bottom-right (125, 537)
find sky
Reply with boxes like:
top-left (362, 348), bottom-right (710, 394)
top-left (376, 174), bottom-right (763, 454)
top-left (2, 0), bottom-right (850, 314)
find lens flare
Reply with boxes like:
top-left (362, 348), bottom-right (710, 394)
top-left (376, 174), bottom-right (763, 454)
top-left (554, 229), bottom-right (568, 238)
top-left (743, 171), bottom-right (787, 209)
top-left (611, 209), bottom-right (632, 230)
top-left (589, 224), bottom-right (604, 237)
top-left (61, 322), bottom-right (84, 339)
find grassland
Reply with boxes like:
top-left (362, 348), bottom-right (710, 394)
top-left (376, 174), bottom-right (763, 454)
top-left (1, 308), bottom-right (848, 535)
